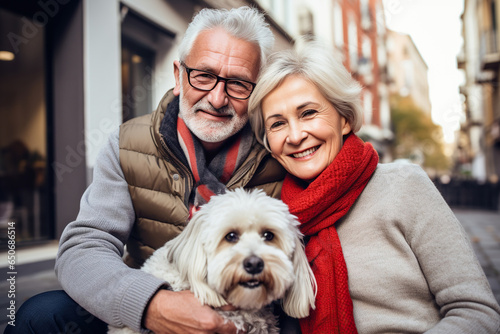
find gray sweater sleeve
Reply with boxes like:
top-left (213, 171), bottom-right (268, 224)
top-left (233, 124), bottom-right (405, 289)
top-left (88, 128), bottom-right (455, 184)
top-left (410, 167), bottom-right (500, 333)
top-left (55, 128), bottom-right (166, 331)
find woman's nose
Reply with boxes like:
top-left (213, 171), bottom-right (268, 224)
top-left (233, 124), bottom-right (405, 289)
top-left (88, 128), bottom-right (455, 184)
top-left (285, 122), bottom-right (308, 145)
top-left (207, 81), bottom-right (229, 109)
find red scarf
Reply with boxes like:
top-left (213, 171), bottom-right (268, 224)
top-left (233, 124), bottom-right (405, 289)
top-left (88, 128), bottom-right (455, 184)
top-left (176, 117), bottom-right (253, 217)
top-left (281, 134), bottom-right (378, 334)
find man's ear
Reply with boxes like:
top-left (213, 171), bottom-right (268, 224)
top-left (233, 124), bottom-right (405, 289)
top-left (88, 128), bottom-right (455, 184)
top-left (173, 60), bottom-right (181, 96)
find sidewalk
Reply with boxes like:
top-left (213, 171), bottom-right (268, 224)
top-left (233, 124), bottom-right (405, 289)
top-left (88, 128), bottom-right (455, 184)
top-left (453, 208), bottom-right (500, 302)
top-left (1, 241), bottom-right (61, 332)
top-left (1, 208), bottom-right (500, 332)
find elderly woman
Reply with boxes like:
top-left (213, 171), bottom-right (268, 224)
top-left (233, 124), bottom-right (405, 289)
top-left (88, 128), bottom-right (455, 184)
top-left (248, 42), bottom-right (500, 334)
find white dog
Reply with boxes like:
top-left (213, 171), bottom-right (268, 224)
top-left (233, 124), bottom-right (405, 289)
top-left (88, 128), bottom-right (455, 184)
top-left (109, 188), bottom-right (316, 334)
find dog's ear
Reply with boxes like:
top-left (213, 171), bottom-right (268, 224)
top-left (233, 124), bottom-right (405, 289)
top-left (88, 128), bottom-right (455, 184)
top-left (282, 234), bottom-right (317, 318)
top-left (167, 209), bottom-right (227, 308)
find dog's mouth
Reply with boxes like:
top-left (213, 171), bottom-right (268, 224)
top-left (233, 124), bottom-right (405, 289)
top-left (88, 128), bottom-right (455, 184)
top-left (239, 279), bottom-right (262, 289)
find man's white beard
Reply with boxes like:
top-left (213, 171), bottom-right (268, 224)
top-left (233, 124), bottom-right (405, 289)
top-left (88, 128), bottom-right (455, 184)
top-left (178, 85), bottom-right (249, 143)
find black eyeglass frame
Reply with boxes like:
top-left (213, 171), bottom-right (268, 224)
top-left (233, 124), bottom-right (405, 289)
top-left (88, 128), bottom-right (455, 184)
top-left (180, 62), bottom-right (256, 100)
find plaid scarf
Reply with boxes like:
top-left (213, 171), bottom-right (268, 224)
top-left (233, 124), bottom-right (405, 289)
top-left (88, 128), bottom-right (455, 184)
top-left (281, 133), bottom-right (378, 334)
top-left (160, 96), bottom-right (253, 216)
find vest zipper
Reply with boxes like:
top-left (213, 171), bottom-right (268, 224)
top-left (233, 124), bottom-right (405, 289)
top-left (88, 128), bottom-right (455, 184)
top-left (159, 134), bottom-right (193, 206)
top-left (226, 156), bottom-right (258, 189)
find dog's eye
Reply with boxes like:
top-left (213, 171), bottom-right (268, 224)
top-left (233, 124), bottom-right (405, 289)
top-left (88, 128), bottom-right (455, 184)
top-left (225, 232), bottom-right (239, 243)
top-left (263, 231), bottom-right (274, 241)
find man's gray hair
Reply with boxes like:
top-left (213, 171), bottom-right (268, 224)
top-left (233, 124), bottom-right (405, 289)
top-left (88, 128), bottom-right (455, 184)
top-left (249, 41), bottom-right (364, 151)
top-left (178, 6), bottom-right (274, 69)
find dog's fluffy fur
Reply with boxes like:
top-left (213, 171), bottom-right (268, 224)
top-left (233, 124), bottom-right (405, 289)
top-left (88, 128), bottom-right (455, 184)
top-left (109, 188), bottom-right (316, 334)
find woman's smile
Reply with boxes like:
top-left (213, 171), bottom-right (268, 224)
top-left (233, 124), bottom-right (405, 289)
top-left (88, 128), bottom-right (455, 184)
top-left (290, 146), bottom-right (320, 159)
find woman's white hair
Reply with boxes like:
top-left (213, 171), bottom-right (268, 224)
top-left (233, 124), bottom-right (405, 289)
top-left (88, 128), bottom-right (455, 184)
top-left (178, 6), bottom-right (274, 69)
top-left (249, 41), bottom-right (364, 150)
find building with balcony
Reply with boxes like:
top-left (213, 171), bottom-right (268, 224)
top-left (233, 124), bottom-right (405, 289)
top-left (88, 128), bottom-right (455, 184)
top-left (337, 0), bottom-right (393, 161)
top-left (386, 30), bottom-right (432, 116)
top-left (457, 0), bottom-right (500, 182)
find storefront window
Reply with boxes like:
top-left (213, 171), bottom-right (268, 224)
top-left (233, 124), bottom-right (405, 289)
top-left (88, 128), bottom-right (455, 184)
top-left (121, 40), bottom-right (154, 123)
top-left (0, 8), bottom-right (51, 247)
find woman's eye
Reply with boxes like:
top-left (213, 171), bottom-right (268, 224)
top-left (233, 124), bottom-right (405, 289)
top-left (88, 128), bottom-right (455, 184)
top-left (263, 231), bottom-right (274, 241)
top-left (269, 121), bottom-right (284, 130)
top-left (225, 232), bottom-right (239, 243)
top-left (302, 109), bottom-right (317, 117)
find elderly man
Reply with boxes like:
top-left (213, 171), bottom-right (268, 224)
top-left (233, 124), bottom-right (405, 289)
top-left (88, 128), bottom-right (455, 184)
top-left (7, 7), bottom-right (285, 334)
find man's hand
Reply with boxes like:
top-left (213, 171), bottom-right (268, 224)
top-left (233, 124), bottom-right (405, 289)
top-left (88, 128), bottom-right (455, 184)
top-left (144, 289), bottom-right (239, 334)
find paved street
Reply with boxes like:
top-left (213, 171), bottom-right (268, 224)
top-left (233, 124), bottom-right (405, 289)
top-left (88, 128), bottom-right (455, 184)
top-left (453, 209), bottom-right (500, 302)
top-left (1, 243), bottom-right (61, 333)
top-left (1, 208), bottom-right (500, 332)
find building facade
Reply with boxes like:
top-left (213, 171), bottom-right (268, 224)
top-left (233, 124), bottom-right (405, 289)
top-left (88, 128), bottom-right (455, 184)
top-left (457, 0), bottom-right (500, 182)
top-left (386, 29), bottom-right (432, 116)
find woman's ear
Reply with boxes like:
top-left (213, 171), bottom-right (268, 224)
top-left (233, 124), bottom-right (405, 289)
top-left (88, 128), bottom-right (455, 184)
top-left (173, 60), bottom-right (181, 96)
top-left (341, 117), bottom-right (352, 135)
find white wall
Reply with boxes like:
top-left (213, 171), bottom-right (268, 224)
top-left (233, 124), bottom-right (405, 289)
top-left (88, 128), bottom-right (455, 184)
top-left (83, 0), bottom-right (122, 182)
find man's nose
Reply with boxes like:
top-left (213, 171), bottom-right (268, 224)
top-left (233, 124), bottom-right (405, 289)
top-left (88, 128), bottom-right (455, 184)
top-left (207, 81), bottom-right (229, 109)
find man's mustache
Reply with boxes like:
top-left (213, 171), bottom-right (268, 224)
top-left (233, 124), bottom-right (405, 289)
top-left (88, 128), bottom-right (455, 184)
top-left (192, 100), bottom-right (236, 116)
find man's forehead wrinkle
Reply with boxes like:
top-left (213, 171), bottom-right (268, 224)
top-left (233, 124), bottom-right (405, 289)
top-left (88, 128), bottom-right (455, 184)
top-left (186, 28), bottom-right (259, 74)
top-left (190, 50), bottom-right (257, 81)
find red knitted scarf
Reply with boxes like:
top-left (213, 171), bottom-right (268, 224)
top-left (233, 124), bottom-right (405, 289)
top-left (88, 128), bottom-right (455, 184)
top-left (281, 134), bottom-right (378, 334)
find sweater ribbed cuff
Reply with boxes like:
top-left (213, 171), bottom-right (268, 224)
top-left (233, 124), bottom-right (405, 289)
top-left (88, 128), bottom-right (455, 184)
top-left (118, 272), bottom-right (167, 332)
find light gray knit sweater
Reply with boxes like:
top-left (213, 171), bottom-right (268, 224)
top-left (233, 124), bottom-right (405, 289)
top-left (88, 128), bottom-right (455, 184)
top-left (337, 162), bottom-right (500, 333)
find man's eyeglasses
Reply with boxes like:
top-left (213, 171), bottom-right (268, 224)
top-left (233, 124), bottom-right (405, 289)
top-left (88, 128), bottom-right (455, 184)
top-left (180, 62), bottom-right (256, 100)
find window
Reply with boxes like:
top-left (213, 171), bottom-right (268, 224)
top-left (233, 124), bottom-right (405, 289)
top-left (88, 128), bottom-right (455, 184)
top-left (120, 7), bottom-right (174, 123)
top-left (333, 2), bottom-right (344, 48)
top-left (121, 40), bottom-right (154, 123)
top-left (298, 6), bottom-right (315, 40)
top-left (348, 14), bottom-right (358, 71)
top-left (360, 0), bottom-right (371, 30)
top-left (0, 7), bottom-right (51, 246)
top-left (363, 90), bottom-right (373, 125)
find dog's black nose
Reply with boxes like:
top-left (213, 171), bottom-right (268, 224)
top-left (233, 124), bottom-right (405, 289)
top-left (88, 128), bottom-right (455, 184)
top-left (243, 255), bottom-right (264, 274)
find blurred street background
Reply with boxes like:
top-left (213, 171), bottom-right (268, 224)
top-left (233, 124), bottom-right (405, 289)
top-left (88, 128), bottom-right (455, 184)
top-left (1, 0), bottom-right (500, 332)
